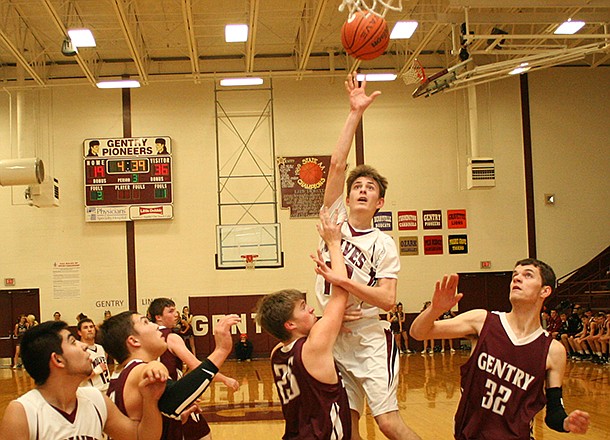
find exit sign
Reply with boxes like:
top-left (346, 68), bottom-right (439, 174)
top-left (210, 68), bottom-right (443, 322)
top-left (480, 261), bottom-right (492, 269)
top-left (4, 278), bottom-right (15, 286)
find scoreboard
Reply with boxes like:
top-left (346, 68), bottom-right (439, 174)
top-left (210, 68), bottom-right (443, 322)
top-left (84, 136), bottom-right (173, 222)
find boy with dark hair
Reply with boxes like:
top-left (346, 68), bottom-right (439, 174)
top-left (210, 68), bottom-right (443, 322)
top-left (147, 298), bottom-right (239, 439)
top-left (100, 311), bottom-right (239, 427)
top-left (410, 258), bottom-right (590, 438)
top-left (256, 207), bottom-right (352, 439)
top-left (0, 320), bottom-right (165, 440)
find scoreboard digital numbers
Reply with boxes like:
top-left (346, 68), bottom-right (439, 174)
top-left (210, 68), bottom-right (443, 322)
top-left (84, 136), bottom-right (173, 222)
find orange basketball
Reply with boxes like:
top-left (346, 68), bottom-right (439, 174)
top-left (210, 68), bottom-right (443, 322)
top-left (299, 161), bottom-right (323, 185)
top-left (341, 12), bottom-right (390, 61)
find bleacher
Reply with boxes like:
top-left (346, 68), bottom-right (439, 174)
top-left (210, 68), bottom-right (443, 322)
top-left (549, 244), bottom-right (610, 313)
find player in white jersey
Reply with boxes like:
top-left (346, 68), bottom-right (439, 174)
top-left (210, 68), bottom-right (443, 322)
top-left (315, 72), bottom-right (420, 440)
top-left (16, 386), bottom-right (107, 440)
top-left (78, 317), bottom-right (111, 391)
top-left (0, 320), bottom-right (165, 440)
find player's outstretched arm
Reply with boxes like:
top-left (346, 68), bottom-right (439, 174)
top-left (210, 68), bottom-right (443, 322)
top-left (324, 73), bottom-right (381, 207)
top-left (410, 274), bottom-right (484, 340)
top-left (304, 207), bottom-right (349, 383)
top-left (158, 315), bottom-right (240, 418)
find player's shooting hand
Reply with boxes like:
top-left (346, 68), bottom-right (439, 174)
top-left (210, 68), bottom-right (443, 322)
top-left (213, 314), bottom-right (242, 354)
top-left (345, 72), bottom-right (381, 113)
top-left (563, 409), bottom-right (590, 434)
top-left (432, 274), bottom-right (462, 312)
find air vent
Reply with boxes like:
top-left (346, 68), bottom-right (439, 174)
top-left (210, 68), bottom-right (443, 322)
top-left (467, 158), bottom-right (495, 189)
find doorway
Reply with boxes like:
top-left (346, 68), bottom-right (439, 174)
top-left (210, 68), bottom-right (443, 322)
top-left (0, 289), bottom-right (40, 362)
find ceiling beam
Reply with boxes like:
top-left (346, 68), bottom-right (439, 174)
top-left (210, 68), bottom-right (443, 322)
top-left (110, 0), bottom-right (149, 84)
top-left (449, 0), bottom-right (610, 7)
top-left (0, 2), bottom-right (47, 86)
top-left (40, 0), bottom-right (98, 86)
top-left (246, 0), bottom-right (260, 72)
top-left (182, 0), bottom-right (200, 80)
top-left (297, 0), bottom-right (329, 75)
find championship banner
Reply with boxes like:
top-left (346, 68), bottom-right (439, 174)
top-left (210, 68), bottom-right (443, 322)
top-left (448, 234), bottom-right (468, 254)
top-left (424, 235), bottom-right (443, 255)
top-left (399, 236), bottom-right (419, 256)
top-left (447, 209), bottom-right (467, 229)
top-left (373, 211), bottom-right (393, 231)
top-left (83, 136), bottom-right (173, 222)
top-left (423, 210), bottom-right (442, 229)
top-left (398, 210), bottom-right (418, 230)
top-left (277, 155), bottom-right (331, 218)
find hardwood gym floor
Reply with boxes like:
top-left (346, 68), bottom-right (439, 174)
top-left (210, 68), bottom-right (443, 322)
top-left (1, 352), bottom-right (609, 439)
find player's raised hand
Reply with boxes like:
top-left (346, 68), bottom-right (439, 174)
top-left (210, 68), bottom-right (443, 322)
top-left (563, 409), bottom-right (590, 434)
top-left (213, 314), bottom-right (241, 355)
top-left (431, 274), bottom-right (462, 312)
top-left (316, 206), bottom-right (342, 248)
top-left (345, 72), bottom-right (381, 113)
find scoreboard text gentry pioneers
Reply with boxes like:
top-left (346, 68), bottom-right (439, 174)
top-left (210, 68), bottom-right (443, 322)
top-left (84, 136), bottom-right (173, 222)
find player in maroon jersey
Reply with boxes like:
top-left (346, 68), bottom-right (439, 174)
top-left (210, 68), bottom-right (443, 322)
top-left (256, 207), bottom-right (352, 439)
top-left (410, 258), bottom-right (590, 439)
top-left (101, 311), bottom-right (240, 437)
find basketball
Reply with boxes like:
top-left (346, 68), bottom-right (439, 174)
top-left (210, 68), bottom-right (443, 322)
top-left (298, 161), bottom-right (323, 185)
top-left (341, 12), bottom-right (390, 61)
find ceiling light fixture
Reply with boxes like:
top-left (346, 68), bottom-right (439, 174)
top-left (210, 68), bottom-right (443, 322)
top-left (356, 73), bottom-right (397, 82)
top-left (67, 28), bottom-right (96, 47)
top-left (225, 24), bottom-right (249, 42)
top-left (220, 77), bottom-right (263, 87)
top-left (508, 63), bottom-right (531, 75)
top-left (554, 19), bottom-right (585, 35)
top-left (96, 80), bottom-right (141, 89)
top-left (390, 21), bottom-right (418, 39)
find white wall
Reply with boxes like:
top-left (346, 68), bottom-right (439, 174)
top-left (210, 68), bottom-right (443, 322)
top-left (1, 67), bottom-right (608, 322)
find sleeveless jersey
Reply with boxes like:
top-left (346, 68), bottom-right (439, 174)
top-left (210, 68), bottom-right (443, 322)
top-left (158, 327), bottom-right (211, 440)
top-left (454, 312), bottom-right (553, 440)
top-left (315, 197), bottom-right (400, 321)
top-left (159, 327), bottom-right (184, 380)
top-left (107, 359), bottom-right (144, 416)
top-left (17, 387), bottom-right (107, 440)
top-left (81, 343), bottom-right (110, 391)
top-left (271, 337), bottom-right (351, 439)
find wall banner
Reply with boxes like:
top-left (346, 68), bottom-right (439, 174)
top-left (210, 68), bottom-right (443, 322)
top-left (447, 209), bottom-right (467, 229)
top-left (398, 210), bottom-right (418, 230)
top-left (277, 155), bottom-right (331, 218)
top-left (373, 211), bottom-right (393, 231)
top-left (448, 234), bottom-right (468, 254)
top-left (399, 236), bottom-right (419, 255)
top-left (424, 235), bottom-right (443, 255)
top-left (423, 210), bottom-right (442, 229)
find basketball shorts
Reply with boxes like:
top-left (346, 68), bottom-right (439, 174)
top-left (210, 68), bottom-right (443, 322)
top-left (333, 318), bottom-right (400, 417)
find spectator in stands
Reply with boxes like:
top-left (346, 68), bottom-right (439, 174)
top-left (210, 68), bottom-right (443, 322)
top-left (546, 309), bottom-right (563, 339)
top-left (560, 304), bottom-right (583, 358)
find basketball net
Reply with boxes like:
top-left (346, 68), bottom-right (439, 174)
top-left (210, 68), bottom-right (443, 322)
top-left (339, 0), bottom-right (402, 19)
top-left (402, 59), bottom-right (427, 85)
top-left (241, 254), bottom-right (258, 270)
